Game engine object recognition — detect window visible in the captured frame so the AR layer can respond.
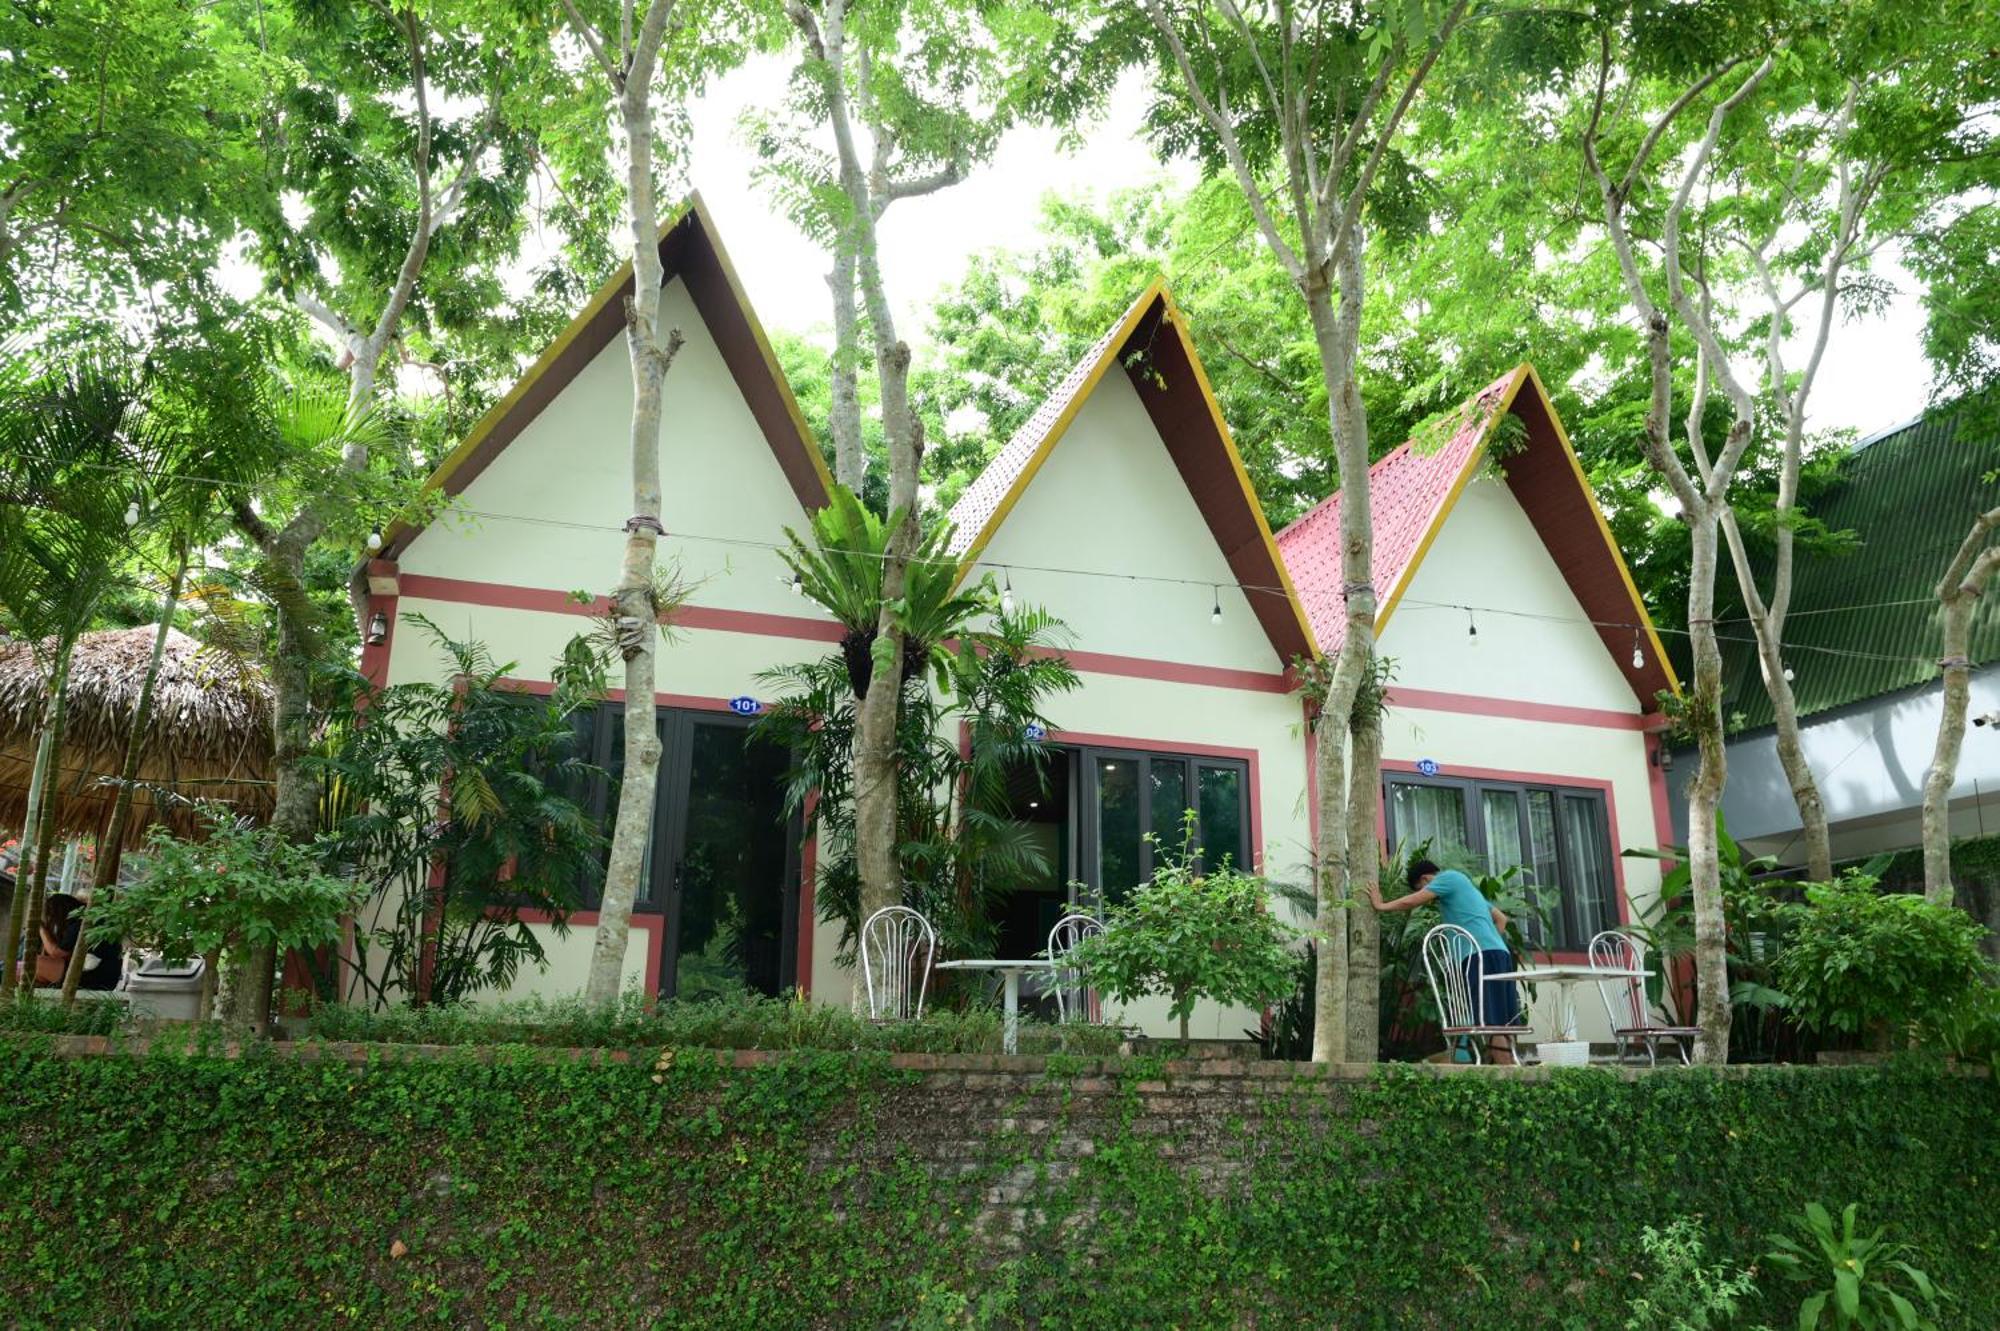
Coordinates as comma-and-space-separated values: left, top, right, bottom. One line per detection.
1077, 747, 1249, 907
1382, 773, 1618, 953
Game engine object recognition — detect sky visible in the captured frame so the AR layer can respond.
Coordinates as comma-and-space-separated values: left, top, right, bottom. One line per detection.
677, 56, 1937, 444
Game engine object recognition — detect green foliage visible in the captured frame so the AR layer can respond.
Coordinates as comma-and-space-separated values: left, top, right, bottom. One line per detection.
85, 805, 360, 963
0, 994, 125, 1037
757, 534, 1079, 961
1622, 1217, 1761, 1331
310, 620, 608, 1007
301, 990, 1125, 1057
1072, 817, 1302, 1040
1771, 875, 1992, 1047
0, 1044, 1993, 1328
1764, 1202, 1949, 1331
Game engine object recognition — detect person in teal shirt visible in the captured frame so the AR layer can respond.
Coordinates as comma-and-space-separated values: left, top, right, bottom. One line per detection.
1368, 858, 1522, 1065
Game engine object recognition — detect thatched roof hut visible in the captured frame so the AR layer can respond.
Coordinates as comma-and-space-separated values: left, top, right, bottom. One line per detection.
0, 625, 274, 847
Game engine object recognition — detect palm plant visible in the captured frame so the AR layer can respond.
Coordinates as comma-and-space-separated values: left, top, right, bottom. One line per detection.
777, 485, 992, 697
0, 348, 166, 996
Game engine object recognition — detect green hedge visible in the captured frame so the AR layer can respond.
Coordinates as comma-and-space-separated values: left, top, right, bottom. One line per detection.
0, 1038, 1993, 1329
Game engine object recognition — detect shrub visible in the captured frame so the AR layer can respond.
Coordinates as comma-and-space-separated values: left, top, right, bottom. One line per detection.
300, 989, 1128, 1056
1764, 1202, 1948, 1329
87, 805, 360, 982
1622, 1217, 1759, 1331
1772, 873, 1992, 1047
1072, 817, 1303, 1040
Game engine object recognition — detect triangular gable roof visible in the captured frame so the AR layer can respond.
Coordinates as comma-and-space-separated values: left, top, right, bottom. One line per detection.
1275, 364, 1680, 707
381, 192, 831, 560
945, 281, 1318, 666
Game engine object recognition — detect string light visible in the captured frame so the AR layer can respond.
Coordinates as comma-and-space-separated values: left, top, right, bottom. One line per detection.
365, 530, 382, 553
123, 500, 140, 528
1210, 586, 1222, 626
1001, 568, 1015, 616
1631, 628, 1645, 670
1466, 609, 1478, 644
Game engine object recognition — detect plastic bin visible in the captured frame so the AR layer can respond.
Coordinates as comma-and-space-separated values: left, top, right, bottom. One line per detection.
122, 956, 206, 1021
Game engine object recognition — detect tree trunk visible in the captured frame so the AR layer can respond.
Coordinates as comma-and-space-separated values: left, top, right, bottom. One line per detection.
197, 947, 221, 1021
1310, 712, 1349, 1065
1344, 695, 1383, 1064
1721, 515, 1832, 880
584, 77, 681, 1005
825, 233, 865, 493
1921, 507, 2000, 904
1302, 246, 1379, 1064
1683, 514, 1734, 1064
0, 660, 63, 999
15, 672, 72, 999
63, 551, 189, 1007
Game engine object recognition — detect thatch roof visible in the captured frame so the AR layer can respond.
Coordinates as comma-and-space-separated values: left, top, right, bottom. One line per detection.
0, 625, 274, 847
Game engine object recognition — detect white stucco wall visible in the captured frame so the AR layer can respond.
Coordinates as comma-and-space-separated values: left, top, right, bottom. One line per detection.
1673, 663, 2000, 864
967, 370, 1282, 674
399, 279, 812, 616
1387, 471, 1639, 711
1375, 470, 1666, 1045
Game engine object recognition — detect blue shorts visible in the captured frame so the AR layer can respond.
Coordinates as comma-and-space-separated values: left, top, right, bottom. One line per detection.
1463, 949, 1521, 1029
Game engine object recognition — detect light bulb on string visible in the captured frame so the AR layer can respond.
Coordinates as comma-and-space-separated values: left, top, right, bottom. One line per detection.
1001, 568, 1014, 616
1466, 609, 1478, 644
123, 500, 140, 528
1631, 627, 1645, 670
365, 530, 382, 553
1210, 586, 1222, 626
1783, 664, 1795, 682
791, 572, 804, 596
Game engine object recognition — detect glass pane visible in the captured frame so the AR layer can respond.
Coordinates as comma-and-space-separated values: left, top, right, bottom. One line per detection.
1389, 781, 1469, 858
1559, 794, 1614, 950
673, 721, 791, 1000
1480, 790, 1524, 874
1097, 757, 1142, 907
1149, 761, 1190, 859
1197, 765, 1245, 871
1525, 790, 1564, 948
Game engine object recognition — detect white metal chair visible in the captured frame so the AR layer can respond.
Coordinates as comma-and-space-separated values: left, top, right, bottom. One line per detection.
860, 906, 936, 1021
1045, 912, 1104, 1023
1420, 923, 1532, 1065
1589, 929, 1698, 1066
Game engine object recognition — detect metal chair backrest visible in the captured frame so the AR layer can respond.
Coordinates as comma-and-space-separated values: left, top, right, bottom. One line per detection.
1046, 912, 1104, 1023
1589, 929, 1649, 1031
860, 906, 936, 1021
1421, 924, 1491, 1029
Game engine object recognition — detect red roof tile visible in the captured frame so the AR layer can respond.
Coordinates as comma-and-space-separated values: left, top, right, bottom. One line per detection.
1276, 369, 1520, 652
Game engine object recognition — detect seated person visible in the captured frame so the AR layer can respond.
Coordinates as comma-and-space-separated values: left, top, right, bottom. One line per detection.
34, 892, 123, 991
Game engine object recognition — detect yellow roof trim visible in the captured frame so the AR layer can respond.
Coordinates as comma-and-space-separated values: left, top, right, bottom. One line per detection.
688, 193, 835, 498
949, 278, 1167, 583
1373, 367, 1534, 637
1157, 288, 1321, 659
381, 190, 832, 555
1522, 363, 1682, 696
1372, 363, 1682, 700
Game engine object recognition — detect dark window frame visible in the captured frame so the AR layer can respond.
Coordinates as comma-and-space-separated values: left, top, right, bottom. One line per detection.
1381, 773, 1618, 953
1073, 745, 1251, 911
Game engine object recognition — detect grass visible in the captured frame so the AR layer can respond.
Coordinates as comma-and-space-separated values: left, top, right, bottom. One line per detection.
0, 992, 128, 1036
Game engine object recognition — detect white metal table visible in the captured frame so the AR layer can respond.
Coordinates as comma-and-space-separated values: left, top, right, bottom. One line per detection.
1484, 964, 1648, 1064
934, 958, 1053, 1055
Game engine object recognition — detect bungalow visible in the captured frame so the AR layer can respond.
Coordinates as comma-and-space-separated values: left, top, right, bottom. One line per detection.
355, 197, 1678, 1045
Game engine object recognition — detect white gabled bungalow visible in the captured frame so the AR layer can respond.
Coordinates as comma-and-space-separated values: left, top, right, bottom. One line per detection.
355, 196, 1680, 1046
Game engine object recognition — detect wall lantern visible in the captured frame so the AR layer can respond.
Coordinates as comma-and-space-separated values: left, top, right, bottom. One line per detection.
366, 611, 389, 646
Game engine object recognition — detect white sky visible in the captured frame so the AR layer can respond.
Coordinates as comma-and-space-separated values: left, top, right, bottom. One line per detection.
244, 55, 1935, 444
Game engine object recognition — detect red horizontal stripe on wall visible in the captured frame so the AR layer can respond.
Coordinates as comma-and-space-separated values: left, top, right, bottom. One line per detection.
1053, 648, 1293, 694
1385, 686, 1647, 731
396, 573, 843, 643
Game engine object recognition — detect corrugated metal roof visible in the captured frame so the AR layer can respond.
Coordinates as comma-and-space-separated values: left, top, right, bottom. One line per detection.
1717, 406, 2000, 729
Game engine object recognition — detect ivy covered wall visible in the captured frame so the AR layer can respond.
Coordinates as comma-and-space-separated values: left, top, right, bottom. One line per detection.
0, 1038, 1993, 1329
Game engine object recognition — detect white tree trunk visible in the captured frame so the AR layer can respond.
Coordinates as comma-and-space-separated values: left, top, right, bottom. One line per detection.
1310, 713, 1349, 1064
585, 63, 683, 1003
1921, 507, 2000, 904
1682, 515, 1734, 1064
1343, 699, 1382, 1063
